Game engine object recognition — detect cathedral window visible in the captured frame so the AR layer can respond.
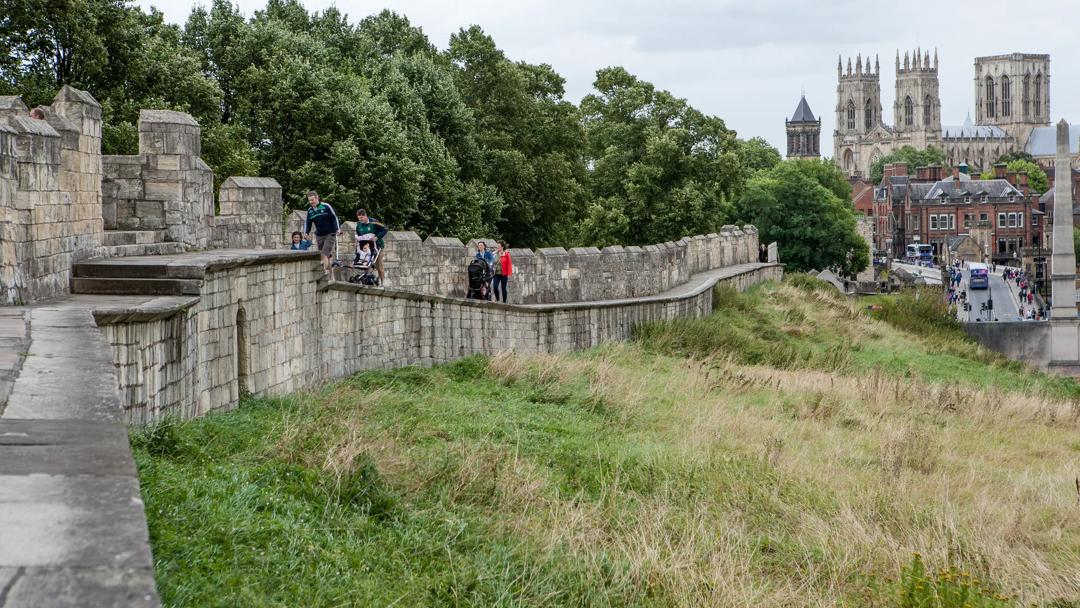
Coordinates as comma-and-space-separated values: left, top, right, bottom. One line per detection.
1022, 74, 1031, 117
923, 95, 932, 127
846, 100, 856, 130
1034, 74, 1042, 117
1001, 76, 1011, 117
864, 99, 872, 129
985, 77, 996, 118
904, 96, 913, 126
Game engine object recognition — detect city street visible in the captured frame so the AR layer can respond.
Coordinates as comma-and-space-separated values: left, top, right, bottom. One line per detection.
953, 267, 1024, 322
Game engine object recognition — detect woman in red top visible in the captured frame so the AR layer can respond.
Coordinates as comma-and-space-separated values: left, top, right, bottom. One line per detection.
492, 240, 513, 303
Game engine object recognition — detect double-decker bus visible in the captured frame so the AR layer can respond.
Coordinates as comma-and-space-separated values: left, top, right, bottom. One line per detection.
968, 262, 989, 289
905, 243, 933, 265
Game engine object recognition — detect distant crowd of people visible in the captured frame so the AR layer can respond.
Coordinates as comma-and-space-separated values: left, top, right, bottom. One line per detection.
288, 190, 512, 301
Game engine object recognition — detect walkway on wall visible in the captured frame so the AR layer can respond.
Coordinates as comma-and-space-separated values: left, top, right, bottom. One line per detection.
0, 297, 167, 607
0, 249, 780, 607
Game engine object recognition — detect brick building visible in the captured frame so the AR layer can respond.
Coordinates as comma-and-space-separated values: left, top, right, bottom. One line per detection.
872, 163, 1040, 265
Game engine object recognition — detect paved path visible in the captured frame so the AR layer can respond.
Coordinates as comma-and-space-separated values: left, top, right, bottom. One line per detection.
0, 298, 164, 607
954, 268, 1025, 323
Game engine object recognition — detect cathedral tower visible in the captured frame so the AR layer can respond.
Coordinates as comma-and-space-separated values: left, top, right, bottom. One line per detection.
893, 48, 941, 146
834, 53, 882, 176
974, 53, 1050, 145
786, 95, 820, 158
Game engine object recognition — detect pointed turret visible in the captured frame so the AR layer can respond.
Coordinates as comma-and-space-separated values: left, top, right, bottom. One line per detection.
875, 54, 880, 75
838, 55, 843, 78
904, 51, 910, 71
847, 57, 852, 75
933, 48, 939, 70
895, 50, 900, 72
856, 53, 862, 75
924, 50, 930, 70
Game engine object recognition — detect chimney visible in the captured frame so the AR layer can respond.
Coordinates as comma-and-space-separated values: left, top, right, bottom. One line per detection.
1018, 171, 1029, 194
916, 165, 929, 181
953, 166, 961, 187
994, 162, 1007, 179
929, 165, 942, 181
1006, 171, 1017, 186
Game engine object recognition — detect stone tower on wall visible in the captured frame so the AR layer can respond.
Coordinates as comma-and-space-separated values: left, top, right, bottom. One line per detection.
974, 53, 1051, 146
786, 96, 820, 158
893, 48, 942, 147
834, 53, 883, 177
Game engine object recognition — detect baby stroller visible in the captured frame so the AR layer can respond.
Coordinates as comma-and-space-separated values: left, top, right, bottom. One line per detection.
345, 236, 380, 286
466, 258, 492, 300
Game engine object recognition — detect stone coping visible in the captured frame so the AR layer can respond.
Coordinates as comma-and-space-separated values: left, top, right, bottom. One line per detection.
81, 249, 320, 279
84, 261, 780, 325
325, 263, 780, 311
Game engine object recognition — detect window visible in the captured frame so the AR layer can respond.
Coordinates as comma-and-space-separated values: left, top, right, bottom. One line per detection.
1018, 212, 1024, 228
847, 100, 856, 130
923, 95, 933, 126
980, 212, 988, 222
1001, 75, 1011, 117
964, 213, 972, 228
864, 98, 872, 129
1034, 75, 1042, 117
904, 96, 914, 126
1032, 214, 1038, 226
998, 212, 1007, 227
947, 214, 955, 230
998, 238, 1007, 254
930, 215, 938, 230
1023, 74, 1031, 117
1008, 212, 1017, 228
912, 215, 919, 231
986, 76, 996, 118
982, 195, 989, 203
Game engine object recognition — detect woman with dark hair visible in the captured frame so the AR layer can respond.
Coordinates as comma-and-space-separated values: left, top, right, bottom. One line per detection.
492, 240, 512, 303
290, 231, 311, 250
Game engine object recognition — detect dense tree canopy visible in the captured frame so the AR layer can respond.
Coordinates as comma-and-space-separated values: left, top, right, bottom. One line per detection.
737, 159, 868, 276
869, 146, 948, 185
1, 0, 797, 251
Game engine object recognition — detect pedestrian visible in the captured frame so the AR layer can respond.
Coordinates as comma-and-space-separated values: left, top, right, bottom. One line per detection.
355, 209, 389, 284
289, 231, 311, 251
474, 241, 495, 295
303, 191, 341, 276
492, 240, 512, 303
1028, 291, 1034, 305
29, 107, 45, 120
758, 244, 768, 263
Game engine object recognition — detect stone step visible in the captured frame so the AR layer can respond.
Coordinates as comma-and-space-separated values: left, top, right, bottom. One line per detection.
73, 261, 173, 279
71, 277, 203, 296
102, 230, 168, 246
102, 242, 187, 257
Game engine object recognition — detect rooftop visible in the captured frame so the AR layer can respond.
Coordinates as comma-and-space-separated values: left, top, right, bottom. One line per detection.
789, 96, 817, 123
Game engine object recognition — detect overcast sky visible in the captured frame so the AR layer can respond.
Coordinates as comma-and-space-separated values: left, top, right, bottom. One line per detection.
137, 0, 1080, 158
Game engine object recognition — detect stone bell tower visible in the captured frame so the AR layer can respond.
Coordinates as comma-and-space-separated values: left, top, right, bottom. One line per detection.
786, 95, 820, 158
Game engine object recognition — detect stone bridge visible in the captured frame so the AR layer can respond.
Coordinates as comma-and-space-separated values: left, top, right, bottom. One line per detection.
0, 88, 781, 606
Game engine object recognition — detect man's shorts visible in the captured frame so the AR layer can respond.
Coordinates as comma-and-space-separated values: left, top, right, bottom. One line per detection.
374, 250, 385, 276
316, 234, 337, 258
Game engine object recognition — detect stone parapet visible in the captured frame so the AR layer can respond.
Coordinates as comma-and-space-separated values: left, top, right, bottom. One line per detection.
211, 176, 283, 249
88, 251, 781, 423
0, 86, 103, 304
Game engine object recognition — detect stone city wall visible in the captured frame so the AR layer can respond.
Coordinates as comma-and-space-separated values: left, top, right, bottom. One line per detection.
102, 110, 215, 248
285, 210, 759, 304
0, 86, 104, 304
212, 176, 283, 249
95, 254, 780, 423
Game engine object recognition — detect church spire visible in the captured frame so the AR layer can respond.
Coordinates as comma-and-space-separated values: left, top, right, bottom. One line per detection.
895, 49, 900, 72
875, 54, 880, 75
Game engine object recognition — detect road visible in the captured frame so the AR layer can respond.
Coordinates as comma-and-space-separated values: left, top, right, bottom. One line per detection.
891, 261, 943, 286
954, 267, 1023, 322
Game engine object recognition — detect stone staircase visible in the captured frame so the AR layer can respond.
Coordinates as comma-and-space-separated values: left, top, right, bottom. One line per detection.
102, 230, 187, 257
72, 256, 202, 296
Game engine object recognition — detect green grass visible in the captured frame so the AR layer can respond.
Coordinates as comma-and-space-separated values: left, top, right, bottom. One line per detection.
134, 276, 1080, 607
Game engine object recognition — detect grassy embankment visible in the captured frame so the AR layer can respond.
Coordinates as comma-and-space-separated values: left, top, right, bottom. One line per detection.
133, 276, 1080, 607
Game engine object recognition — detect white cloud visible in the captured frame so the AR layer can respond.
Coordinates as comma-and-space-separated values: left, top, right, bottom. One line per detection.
139, 0, 1080, 158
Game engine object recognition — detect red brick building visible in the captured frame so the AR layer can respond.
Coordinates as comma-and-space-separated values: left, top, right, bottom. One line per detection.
872, 162, 1040, 264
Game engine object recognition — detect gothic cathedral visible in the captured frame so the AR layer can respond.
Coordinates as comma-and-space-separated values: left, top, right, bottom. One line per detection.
829, 50, 1051, 179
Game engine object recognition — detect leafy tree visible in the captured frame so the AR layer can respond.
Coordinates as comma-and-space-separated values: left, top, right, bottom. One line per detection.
579, 66, 741, 247
996, 151, 1034, 164
869, 145, 948, 184
978, 159, 1049, 193
739, 136, 781, 176
738, 160, 868, 276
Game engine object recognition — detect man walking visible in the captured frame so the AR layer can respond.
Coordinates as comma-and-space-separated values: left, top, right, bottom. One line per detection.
355, 209, 389, 284
303, 191, 340, 276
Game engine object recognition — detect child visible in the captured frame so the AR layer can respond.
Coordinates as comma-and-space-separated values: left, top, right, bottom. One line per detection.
354, 235, 378, 268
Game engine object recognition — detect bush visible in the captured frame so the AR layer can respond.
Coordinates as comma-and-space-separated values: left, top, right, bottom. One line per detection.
869, 289, 963, 340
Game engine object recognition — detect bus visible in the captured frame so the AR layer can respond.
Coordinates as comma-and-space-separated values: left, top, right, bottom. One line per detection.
905, 243, 933, 265
969, 262, 989, 289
